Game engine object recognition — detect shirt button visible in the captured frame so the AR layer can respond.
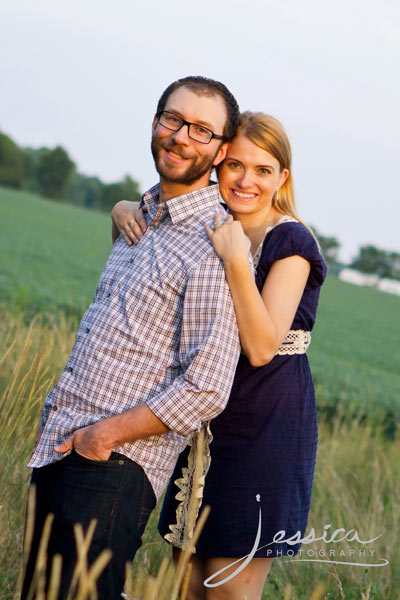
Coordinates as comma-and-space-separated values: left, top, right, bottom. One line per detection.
85, 327, 90, 333
52, 405, 58, 411
67, 366, 73, 373
129, 258, 134, 263
107, 293, 111, 297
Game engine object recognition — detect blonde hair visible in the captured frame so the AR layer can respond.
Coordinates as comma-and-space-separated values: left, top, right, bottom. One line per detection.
237, 111, 316, 237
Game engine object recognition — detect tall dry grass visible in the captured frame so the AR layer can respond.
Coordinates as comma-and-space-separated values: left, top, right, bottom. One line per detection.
0, 309, 78, 598
262, 415, 399, 598
0, 308, 398, 599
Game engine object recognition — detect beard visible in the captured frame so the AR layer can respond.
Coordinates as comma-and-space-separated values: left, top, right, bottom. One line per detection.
151, 135, 221, 186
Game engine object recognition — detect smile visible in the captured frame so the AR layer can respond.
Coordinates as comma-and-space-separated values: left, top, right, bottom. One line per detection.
165, 149, 188, 164
231, 189, 257, 199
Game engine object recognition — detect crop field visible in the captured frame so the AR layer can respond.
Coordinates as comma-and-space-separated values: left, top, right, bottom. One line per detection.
309, 276, 400, 435
0, 186, 112, 318
0, 186, 399, 598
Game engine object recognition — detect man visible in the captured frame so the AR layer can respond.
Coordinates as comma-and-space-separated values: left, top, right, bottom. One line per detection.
22, 76, 241, 599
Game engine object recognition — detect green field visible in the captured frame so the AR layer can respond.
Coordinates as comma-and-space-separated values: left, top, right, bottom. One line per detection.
1, 184, 399, 429
0, 186, 112, 317
309, 277, 400, 435
1, 186, 399, 599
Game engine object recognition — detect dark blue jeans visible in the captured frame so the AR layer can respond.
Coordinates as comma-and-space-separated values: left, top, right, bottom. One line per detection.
21, 450, 156, 599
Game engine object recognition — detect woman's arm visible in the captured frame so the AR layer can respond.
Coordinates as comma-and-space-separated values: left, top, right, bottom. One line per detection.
206, 215, 310, 367
111, 200, 148, 245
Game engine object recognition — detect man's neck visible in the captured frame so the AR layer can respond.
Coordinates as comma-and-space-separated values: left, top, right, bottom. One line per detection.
158, 172, 213, 202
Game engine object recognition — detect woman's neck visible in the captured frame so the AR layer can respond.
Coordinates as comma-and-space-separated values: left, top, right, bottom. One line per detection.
232, 208, 284, 255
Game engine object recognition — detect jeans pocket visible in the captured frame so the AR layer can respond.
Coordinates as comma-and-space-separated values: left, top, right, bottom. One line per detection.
70, 448, 113, 465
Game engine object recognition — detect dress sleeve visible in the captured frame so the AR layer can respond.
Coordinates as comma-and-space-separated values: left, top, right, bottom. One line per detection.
256, 222, 327, 290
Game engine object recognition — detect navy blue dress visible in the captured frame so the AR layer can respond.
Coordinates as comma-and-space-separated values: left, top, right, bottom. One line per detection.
159, 221, 327, 558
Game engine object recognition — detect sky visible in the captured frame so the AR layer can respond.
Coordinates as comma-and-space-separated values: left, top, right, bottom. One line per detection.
1, 0, 399, 262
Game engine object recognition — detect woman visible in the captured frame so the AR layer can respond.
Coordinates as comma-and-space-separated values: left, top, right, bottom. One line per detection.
112, 112, 327, 599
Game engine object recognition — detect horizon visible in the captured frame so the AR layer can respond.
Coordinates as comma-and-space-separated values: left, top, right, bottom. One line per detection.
1, 0, 399, 262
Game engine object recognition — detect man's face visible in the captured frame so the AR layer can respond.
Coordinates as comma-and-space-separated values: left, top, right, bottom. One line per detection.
151, 86, 228, 186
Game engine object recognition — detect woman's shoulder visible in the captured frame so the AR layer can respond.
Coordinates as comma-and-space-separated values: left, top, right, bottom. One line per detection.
259, 217, 327, 287
265, 217, 317, 250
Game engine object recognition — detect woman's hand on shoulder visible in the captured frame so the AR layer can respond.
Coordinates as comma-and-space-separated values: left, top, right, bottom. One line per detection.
111, 200, 148, 246
205, 214, 251, 263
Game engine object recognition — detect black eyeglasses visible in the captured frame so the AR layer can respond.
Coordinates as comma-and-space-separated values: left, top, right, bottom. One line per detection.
157, 111, 225, 144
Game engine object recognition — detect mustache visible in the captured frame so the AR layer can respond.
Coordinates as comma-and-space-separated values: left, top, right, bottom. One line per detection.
161, 142, 193, 160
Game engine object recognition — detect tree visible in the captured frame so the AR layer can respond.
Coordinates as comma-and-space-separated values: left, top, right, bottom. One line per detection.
65, 171, 104, 208
20, 146, 50, 193
0, 130, 143, 213
99, 175, 141, 213
387, 251, 400, 281
311, 226, 341, 267
0, 132, 25, 187
36, 146, 75, 199
351, 245, 400, 280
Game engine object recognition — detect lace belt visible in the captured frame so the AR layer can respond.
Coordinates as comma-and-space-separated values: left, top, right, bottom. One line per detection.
276, 329, 311, 355
240, 329, 311, 358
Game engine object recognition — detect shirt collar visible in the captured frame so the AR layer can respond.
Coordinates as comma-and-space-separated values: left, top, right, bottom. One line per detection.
142, 182, 221, 224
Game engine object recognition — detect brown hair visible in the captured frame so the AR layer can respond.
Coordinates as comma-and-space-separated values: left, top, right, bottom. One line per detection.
156, 76, 240, 140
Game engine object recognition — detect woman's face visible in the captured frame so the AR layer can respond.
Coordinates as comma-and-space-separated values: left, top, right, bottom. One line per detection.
218, 133, 288, 218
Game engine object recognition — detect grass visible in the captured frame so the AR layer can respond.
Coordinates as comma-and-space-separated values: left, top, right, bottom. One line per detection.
0, 185, 399, 597
0, 186, 111, 318
0, 308, 398, 598
1, 184, 399, 429
309, 277, 400, 436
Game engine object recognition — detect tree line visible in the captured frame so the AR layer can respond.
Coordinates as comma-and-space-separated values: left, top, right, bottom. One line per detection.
1, 129, 399, 280
0, 130, 141, 212
311, 229, 400, 281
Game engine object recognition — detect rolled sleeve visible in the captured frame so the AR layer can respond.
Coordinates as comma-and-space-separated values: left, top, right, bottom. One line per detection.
146, 254, 240, 435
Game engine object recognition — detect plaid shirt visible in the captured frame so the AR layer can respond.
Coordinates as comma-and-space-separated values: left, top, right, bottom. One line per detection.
29, 183, 240, 499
